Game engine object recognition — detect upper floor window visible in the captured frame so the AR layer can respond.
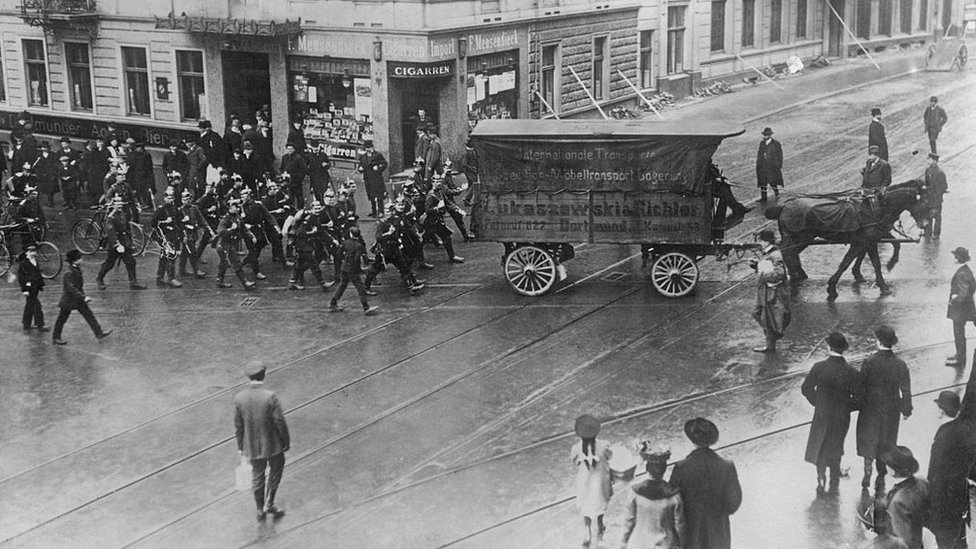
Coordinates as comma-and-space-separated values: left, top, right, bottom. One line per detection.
176, 50, 205, 121
668, 6, 686, 74
592, 36, 608, 100
796, 0, 808, 38
742, 0, 756, 47
23, 39, 48, 107
770, 0, 783, 42
541, 44, 560, 115
122, 46, 151, 116
65, 42, 93, 111
640, 30, 654, 88
711, 1, 727, 52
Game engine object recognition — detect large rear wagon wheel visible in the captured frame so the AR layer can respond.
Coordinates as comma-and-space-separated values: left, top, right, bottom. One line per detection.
504, 245, 557, 296
650, 251, 699, 297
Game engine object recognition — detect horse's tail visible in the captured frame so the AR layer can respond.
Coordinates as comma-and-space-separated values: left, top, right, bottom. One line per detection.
764, 204, 784, 220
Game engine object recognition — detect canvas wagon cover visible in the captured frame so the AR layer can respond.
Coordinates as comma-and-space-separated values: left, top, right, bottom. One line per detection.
470, 119, 744, 244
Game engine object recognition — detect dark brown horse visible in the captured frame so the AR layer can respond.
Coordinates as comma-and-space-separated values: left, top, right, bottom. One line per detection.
764, 180, 930, 300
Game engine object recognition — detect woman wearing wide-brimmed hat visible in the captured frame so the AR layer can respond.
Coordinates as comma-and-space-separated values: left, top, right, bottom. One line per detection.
571, 414, 613, 546
881, 446, 930, 549
620, 444, 685, 549
855, 325, 912, 492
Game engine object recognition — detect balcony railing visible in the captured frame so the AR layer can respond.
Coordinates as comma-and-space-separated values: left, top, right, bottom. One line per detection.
21, 0, 97, 16
20, 0, 99, 36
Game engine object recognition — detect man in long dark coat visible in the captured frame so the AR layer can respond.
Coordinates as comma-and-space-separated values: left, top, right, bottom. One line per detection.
755, 127, 783, 202
802, 332, 862, 493
750, 229, 790, 353
869, 107, 889, 161
947, 247, 976, 367
923, 96, 948, 154
927, 390, 976, 549
669, 417, 742, 549
862, 145, 892, 190
923, 153, 948, 238
357, 139, 388, 218
18, 244, 48, 332
856, 326, 912, 492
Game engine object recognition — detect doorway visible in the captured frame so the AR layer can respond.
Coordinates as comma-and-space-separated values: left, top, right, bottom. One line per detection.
398, 80, 440, 165
222, 51, 271, 123
827, 0, 845, 57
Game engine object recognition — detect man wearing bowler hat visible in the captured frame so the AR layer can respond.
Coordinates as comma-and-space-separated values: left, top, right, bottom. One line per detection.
17, 244, 48, 332
882, 446, 930, 549
923, 96, 948, 154
922, 153, 948, 238
928, 390, 976, 549
802, 332, 862, 493
357, 139, 389, 218
869, 107, 889, 161
755, 127, 783, 202
234, 364, 290, 521
53, 249, 112, 345
669, 417, 742, 549
946, 247, 976, 366
862, 145, 892, 190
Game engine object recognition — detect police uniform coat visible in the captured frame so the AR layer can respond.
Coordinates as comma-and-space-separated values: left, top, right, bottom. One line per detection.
927, 417, 976, 535
855, 350, 912, 459
234, 382, 290, 460
669, 447, 742, 549
869, 120, 889, 161
861, 158, 892, 189
755, 138, 784, 188
948, 264, 976, 322
802, 355, 862, 467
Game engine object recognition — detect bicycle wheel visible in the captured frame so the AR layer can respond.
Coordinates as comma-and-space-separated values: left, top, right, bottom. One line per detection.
71, 218, 102, 255
130, 222, 148, 255
36, 241, 63, 279
0, 243, 10, 277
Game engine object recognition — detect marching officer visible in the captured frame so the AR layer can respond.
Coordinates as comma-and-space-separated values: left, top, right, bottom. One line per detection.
289, 201, 333, 291
151, 188, 184, 287
240, 187, 277, 281
328, 225, 378, 315
861, 145, 892, 190
214, 198, 256, 290
196, 180, 222, 234
364, 200, 425, 295
922, 153, 947, 239
261, 180, 292, 265
422, 176, 464, 264
95, 195, 147, 291
14, 185, 46, 249
179, 188, 212, 279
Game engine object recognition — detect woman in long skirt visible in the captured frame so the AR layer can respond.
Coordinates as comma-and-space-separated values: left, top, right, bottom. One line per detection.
571, 414, 613, 546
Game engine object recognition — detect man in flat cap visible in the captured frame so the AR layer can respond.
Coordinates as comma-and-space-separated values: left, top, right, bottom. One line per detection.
234, 364, 290, 521
928, 390, 976, 549
923, 96, 948, 154
862, 145, 892, 190
802, 332, 862, 493
869, 107, 889, 161
946, 247, 976, 366
755, 127, 783, 202
669, 417, 742, 549
922, 153, 948, 238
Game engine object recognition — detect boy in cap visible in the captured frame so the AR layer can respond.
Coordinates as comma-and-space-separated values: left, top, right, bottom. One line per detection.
802, 332, 862, 493
234, 364, 290, 521
621, 444, 685, 549
18, 244, 48, 332
882, 446, 930, 549
669, 418, 742, 549
923, 96, 948, 154
869, 107, 889, 161
928, 390, 976, 549
53, 249, 112, 345
922, 152, 947, 238
946, 247, 976, 366
58, 153, 80, 210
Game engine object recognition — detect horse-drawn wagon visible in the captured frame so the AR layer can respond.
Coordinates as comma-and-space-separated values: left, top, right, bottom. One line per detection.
469, 119, 758, 297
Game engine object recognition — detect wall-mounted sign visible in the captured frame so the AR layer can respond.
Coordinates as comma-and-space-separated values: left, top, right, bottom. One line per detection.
388, 61, 454, 78
0, 110, 197, 148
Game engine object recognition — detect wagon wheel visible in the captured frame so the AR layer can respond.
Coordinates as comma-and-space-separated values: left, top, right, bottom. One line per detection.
650, 252, 699, 297
504, 245, 557, 296
957, 45, 968, 69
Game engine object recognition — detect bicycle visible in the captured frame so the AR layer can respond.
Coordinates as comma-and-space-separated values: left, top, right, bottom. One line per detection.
71, 205, 147, 256
0, 221, 63, 279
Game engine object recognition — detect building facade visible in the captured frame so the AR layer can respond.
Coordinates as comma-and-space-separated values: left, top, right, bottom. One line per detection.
0, 0, 962, 172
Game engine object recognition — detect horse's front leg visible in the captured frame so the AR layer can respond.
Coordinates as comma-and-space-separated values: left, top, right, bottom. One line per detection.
886, 241, 900, 271
867, 245, 892, 295
827, 245, 861, 301
851, 250, 867, 283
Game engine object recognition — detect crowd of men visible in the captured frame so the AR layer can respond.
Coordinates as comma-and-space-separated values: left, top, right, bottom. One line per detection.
2, 110, 481, 322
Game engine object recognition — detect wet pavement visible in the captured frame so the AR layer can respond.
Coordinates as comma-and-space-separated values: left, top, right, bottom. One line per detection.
1, 47, 975, 548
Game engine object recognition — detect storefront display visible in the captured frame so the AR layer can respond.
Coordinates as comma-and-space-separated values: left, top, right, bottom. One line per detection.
466, 51, 519, 129
287, 57, 371, 161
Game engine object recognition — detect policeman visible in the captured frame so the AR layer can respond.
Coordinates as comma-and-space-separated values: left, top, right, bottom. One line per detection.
179, 188, 213, 279
289, 201, 334, 291
195, 180, 222, 234
151, 188, 184, 287
95, 195, 147, 290
214, 198, 256, 290
261, 180, 292, 265
14, 185, 45, 249
422, 176, 464, 264
240, 187, 277, 280
328, 226, 378, 315
364, 199, 425, 295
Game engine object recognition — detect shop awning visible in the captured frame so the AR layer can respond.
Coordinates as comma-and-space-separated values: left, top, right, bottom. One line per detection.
154, 12, 301, 37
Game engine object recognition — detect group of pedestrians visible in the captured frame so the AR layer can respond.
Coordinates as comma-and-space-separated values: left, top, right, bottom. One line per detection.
571, 415, 742, 549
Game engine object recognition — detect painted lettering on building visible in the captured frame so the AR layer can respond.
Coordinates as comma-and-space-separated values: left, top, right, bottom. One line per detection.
388, 62, 454, 78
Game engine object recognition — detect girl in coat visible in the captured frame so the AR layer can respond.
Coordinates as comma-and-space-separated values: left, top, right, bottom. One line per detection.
571, 415, 613, 546
621, 444, 685, 549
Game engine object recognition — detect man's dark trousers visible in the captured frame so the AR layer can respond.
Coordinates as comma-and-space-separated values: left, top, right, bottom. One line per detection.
251, 453, 285, 510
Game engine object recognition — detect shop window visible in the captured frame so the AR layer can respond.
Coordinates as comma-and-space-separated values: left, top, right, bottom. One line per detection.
796, 0, 808, 38
121, 46, 151, 116
742, 0, 756, 47
541, 44, 560, 114
468, 52, 519, 125
289, 61, 372, 161
65, 42, 93, 111
592, 36, 607, 100
900, 0, 913, 32
770, 0, 783, 42
667, 6, 686, 74
711, 1, 726, 52
856, 0, 871, 38
22, 39, 48, 107
177, 50, 205, 121
639, 31, 654, 88
879, 0, 893, 34
919, 0, 927, 29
